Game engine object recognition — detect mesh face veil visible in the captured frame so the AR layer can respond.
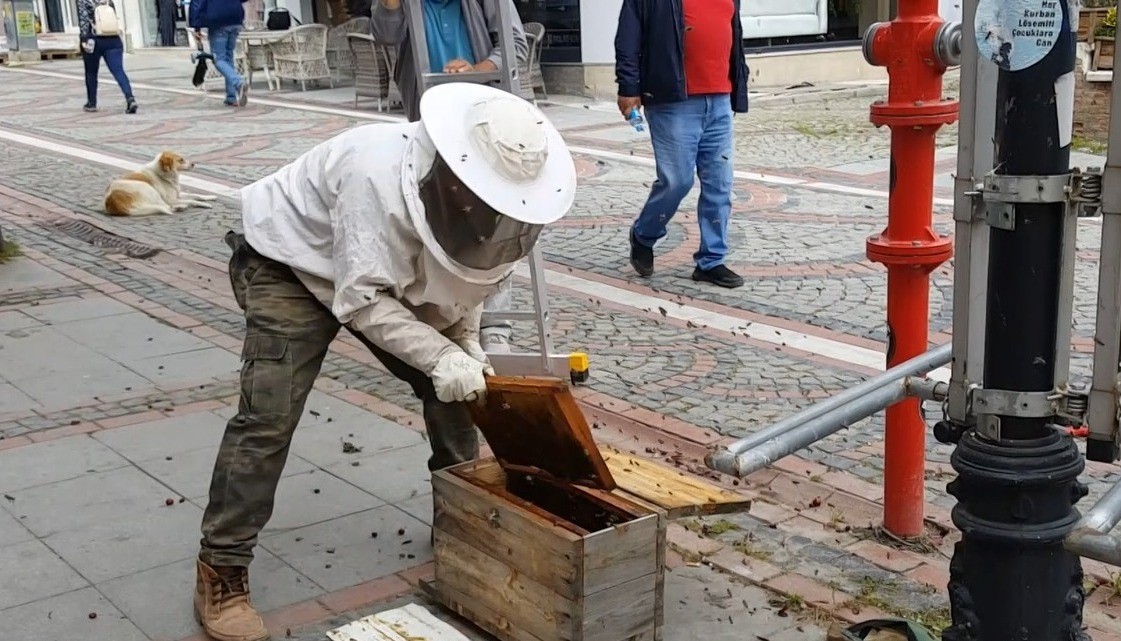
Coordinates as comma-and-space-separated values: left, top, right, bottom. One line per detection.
417, 152, 544, 271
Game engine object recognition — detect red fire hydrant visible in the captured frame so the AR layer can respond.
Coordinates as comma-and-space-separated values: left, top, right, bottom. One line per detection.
862, 3, 960, 538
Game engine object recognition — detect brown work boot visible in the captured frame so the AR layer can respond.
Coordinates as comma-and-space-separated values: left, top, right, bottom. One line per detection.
194, 559, 269, 641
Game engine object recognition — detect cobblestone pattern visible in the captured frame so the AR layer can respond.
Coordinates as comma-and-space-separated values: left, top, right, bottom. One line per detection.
0, 134, 937, 347
8, 65, 1121, 638
2, 70, 1117, 506
566, 89, 962, 173
0, 74, 366, 186
1, 282, 92, 306
0, 210, 429, 429
0, 161, 867, 442
4, 71, 1105, 355
697, 511, 948, 616
5, 149, 1117, 514
795, 413, 1121, 515
0, 122, 904, 344
0, 379, 242, 440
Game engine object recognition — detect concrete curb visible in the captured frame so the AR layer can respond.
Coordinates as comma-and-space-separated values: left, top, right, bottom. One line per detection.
751, 84, 889, 106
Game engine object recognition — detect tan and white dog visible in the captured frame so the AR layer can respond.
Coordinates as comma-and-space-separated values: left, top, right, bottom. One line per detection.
104, 151, 217, 217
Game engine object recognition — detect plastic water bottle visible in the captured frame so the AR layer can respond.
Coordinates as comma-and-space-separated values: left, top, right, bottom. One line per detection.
628, 107, 645, 133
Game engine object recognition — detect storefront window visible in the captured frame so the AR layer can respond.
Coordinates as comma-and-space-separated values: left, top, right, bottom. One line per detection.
514, 0, 580, 63
43, 0, 62, 31
741, 0, 863, 51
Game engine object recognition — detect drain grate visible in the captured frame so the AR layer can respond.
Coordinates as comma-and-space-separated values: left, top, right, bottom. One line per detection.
46, 219, 161, 259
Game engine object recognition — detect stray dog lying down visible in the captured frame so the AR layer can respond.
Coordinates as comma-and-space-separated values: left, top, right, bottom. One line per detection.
104, 151, 217, 216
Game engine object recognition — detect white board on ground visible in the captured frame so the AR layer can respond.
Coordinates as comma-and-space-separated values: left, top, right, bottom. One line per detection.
976, 0, 1063, 71
326, 603, 472, 641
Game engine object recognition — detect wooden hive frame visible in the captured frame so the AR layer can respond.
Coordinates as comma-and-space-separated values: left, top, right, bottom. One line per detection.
425, 377, 751, 641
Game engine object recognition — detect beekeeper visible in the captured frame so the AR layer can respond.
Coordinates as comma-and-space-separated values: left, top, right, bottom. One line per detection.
192, 82, 576, 641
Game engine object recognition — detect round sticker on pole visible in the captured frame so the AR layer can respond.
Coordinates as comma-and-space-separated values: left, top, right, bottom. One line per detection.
975, 0, 1063, 71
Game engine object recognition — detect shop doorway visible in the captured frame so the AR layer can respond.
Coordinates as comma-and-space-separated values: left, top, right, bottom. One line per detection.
514, 0, 580, 63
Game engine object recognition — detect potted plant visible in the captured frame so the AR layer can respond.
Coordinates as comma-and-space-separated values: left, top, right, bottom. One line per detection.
1095, 7, 1117, 69
1083, 0, 1117, 42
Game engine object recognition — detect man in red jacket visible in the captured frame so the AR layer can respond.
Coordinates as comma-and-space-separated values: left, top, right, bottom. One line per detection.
616, 0, 750, 289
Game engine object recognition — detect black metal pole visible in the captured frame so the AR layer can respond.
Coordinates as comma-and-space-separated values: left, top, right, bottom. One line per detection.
943, 2, 1090, 640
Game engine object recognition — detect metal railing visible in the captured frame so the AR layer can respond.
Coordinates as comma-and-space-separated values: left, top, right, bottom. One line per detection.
706, 344, 951, 478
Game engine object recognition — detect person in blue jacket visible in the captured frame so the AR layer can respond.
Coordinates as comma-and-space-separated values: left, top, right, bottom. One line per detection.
615, 0, 750, 289
190, 0, 249, 106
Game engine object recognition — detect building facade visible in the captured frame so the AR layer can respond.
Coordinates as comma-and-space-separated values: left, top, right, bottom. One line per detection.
515, 0, 963, 98
10, 0, 963, 95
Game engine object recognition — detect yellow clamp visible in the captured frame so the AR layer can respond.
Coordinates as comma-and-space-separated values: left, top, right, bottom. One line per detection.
569, 352, 590, 384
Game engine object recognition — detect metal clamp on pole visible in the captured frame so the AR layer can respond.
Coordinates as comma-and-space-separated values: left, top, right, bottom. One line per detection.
944, 384, 1091, 443
979, 173, 1067, 230
970, 388, 1055, 417
1051, 383, 1090, 427
969, 387, 1091, 441
1070, 167, 1104, 217
969, 391, 1046, 442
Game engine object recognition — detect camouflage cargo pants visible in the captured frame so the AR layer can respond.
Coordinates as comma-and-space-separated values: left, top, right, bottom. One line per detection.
199, 232, 478, 568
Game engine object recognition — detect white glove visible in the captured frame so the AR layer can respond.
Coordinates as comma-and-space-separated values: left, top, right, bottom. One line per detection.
431, 351, 494, 403
82, 39, 95, 54
456, 338, 491, 367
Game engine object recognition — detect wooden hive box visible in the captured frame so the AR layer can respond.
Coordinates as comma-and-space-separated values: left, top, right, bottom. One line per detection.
427, 377, 751, 641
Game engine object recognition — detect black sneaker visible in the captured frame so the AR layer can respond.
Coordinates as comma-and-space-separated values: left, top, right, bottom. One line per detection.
692, 264, 744, 289
125, 98, 138, 114
83, 103, 98, 112
629, 230, 654, 277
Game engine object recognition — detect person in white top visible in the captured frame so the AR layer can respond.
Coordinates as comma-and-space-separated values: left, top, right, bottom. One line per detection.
192, 82, 576, 641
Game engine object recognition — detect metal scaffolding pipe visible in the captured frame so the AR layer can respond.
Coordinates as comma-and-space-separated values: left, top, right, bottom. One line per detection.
706, 343, 951, 474
1082, 480, 1121, 534
1064, 471, 1121, 567
1064, 529, 1121, 567
709, 378, 910, 478
907, 377, 950, 403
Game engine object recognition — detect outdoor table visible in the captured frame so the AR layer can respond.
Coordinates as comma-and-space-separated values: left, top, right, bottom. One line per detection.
241, 29, 290, 92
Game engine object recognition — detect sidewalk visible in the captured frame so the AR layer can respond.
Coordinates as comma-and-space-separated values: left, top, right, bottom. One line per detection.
0, 203, 829, 641
1, 54, 1119, 641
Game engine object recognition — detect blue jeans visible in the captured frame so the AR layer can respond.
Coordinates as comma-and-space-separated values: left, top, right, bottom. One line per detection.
209, 24, 244, 103
83, 36, 133, 106
632, 94, 734, 271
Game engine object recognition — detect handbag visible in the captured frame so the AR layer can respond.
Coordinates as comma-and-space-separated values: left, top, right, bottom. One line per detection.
266, 8, 291, 30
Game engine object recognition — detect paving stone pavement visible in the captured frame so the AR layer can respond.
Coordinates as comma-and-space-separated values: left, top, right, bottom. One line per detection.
274, 565, 825, 641
1, 55, 1120, 641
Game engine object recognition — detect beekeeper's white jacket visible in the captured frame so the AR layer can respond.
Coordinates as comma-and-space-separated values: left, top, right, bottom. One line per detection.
240, 122, 513, 375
